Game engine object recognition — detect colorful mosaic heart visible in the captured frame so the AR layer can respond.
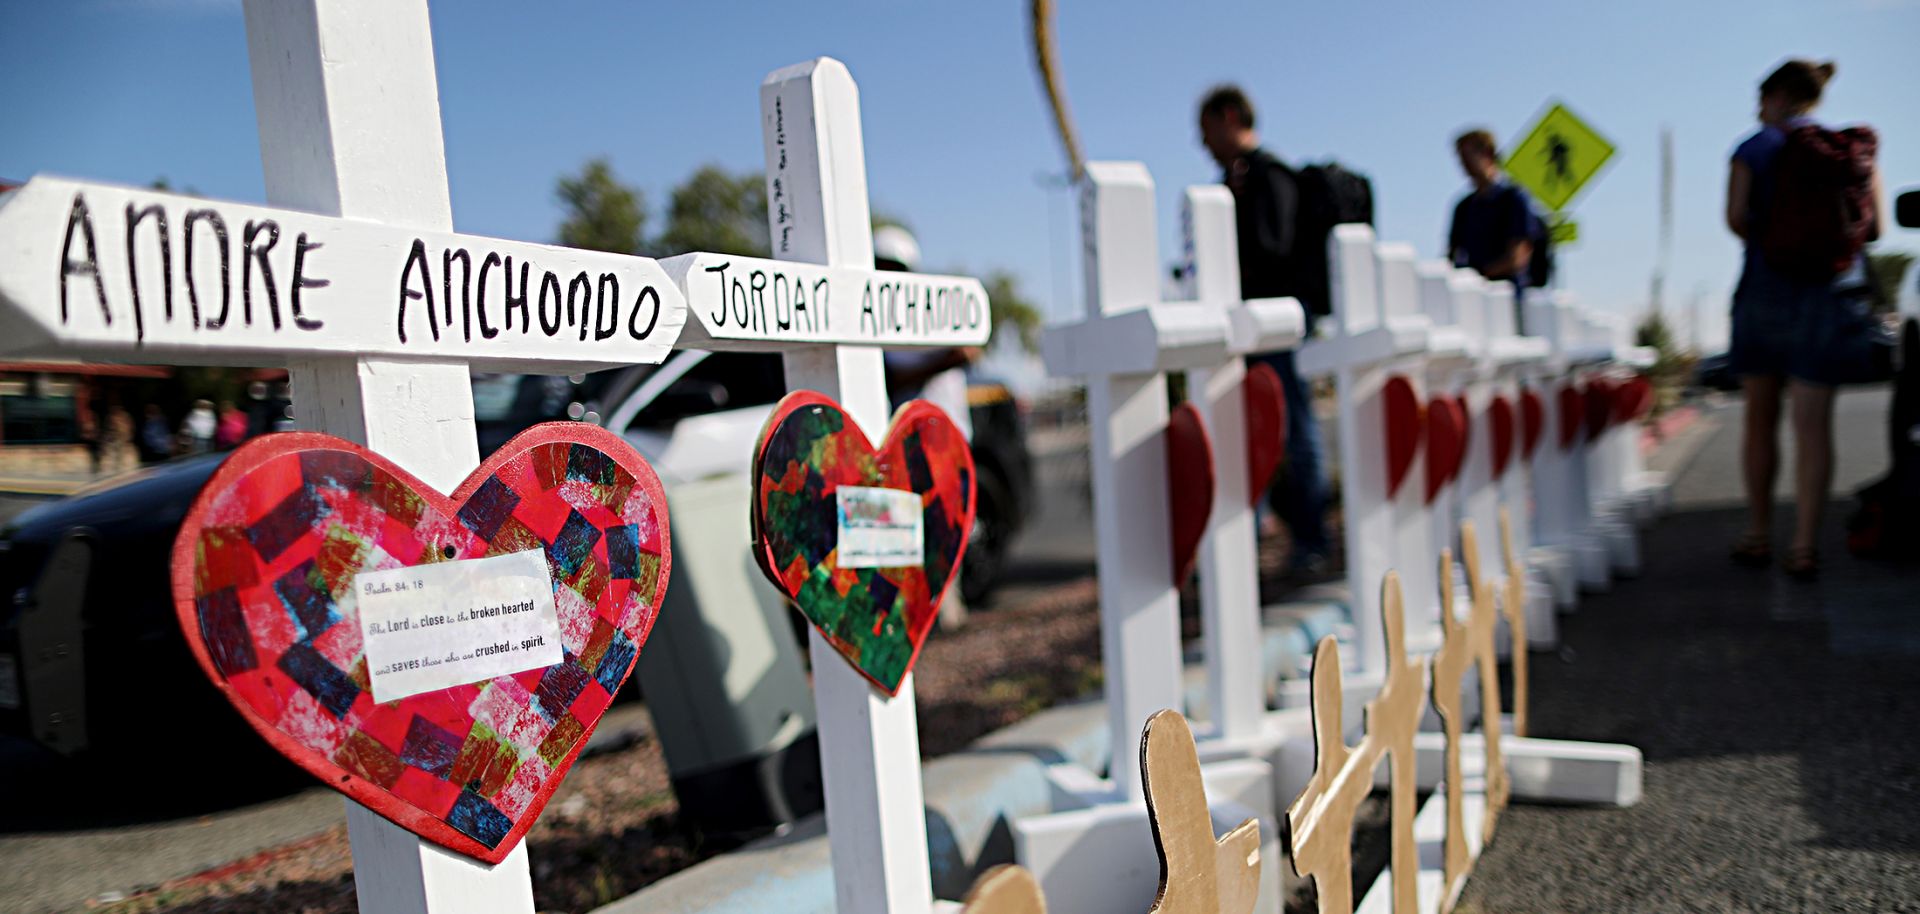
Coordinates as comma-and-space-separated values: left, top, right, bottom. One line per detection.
1166, 401, 1217, 587
1243, 362, 1287, 508
751, 391, 975, 696
171, 424, 670, 863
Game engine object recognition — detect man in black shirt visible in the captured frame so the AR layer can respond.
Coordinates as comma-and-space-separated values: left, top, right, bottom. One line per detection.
1199, 85, 1331, 576
1447, 128, 1540, 288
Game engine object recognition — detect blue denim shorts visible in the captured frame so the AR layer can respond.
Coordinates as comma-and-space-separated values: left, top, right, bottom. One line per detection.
1728, 256, 1870, 386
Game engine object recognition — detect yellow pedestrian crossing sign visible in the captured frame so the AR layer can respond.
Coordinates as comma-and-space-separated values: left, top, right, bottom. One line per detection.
1504, 101, 1615, 213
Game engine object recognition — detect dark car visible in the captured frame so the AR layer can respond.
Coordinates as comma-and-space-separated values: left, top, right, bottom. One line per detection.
0, 364, 1033, 756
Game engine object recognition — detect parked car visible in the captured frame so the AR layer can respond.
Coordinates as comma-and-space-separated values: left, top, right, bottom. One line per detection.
0, 357, 1032, 755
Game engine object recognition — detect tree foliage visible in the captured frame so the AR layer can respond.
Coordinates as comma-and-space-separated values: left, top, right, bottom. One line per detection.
555, 158, 646, 255
983, 272, 1043, 351
654, 166, 769, 257
1868, 249, 1916, 314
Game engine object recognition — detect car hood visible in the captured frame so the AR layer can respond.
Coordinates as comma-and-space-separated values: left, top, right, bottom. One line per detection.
2, 454, 227, 545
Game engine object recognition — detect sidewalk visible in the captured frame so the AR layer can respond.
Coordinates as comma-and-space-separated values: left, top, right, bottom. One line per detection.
1461, 387, 1920, 912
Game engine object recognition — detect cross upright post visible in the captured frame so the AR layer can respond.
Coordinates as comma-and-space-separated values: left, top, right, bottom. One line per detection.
1021, 162, 1282, 914
1181, 186, 1303, 744
756, 58, 932, 914
244, 2, 515, 910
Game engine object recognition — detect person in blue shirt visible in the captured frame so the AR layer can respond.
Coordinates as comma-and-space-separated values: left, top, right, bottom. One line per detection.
1448, 128, 1541, 297
1723, 58, 1882, 579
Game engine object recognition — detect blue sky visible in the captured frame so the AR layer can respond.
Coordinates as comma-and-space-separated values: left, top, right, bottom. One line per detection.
4, 0, 1917, 352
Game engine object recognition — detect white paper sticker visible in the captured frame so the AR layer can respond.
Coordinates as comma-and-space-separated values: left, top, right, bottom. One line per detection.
835, 486, 925, 568
356, 549, 563, 704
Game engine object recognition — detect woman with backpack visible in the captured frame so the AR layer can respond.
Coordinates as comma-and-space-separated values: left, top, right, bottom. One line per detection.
1724, 58, 1884, 579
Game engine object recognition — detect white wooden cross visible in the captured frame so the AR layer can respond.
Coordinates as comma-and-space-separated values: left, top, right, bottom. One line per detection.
1293, 226, 1438, 688
1021, 161, 1282, 914
1520, 293, 1625, 592
655, 57, 991, 914
1179, 186, 1304, 746
0, 2, 695, 912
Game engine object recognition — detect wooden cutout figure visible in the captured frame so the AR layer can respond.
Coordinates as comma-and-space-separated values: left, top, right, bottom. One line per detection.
1429, 527, 1510, 908
1497, 508, 1529, 738
1286, 574, 1426, 914
958, 865, 1048, 914
1140, 709, 1263, 914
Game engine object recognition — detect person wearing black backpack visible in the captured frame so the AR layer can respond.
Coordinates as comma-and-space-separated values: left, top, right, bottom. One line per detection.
1724, 58, 1886, 579
1198, 84, 1335, 577
1447, 128, 1549, 324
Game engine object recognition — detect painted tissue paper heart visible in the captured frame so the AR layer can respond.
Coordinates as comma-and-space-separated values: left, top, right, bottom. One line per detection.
751, 391, 975, 696
172, 423, 670, 863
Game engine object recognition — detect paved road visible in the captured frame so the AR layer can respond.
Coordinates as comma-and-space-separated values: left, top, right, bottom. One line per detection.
1462, 387, 1920, 912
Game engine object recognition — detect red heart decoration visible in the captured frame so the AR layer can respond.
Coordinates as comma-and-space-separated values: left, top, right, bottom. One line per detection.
1584, 378, 1615, 442
1615, 376, 1655, 423
1383, 375, 1423, 498
1166, 401, 1218, 586
1424, 395, 1468, 503
172, 424, 670, 863
1489, 395, 1516, 479
1455, 394, 1473, 469
1520, 388, 1545, 460
1243, 362, 1287, 507
1557, 385, 1583, 450
751, 391, 975, 696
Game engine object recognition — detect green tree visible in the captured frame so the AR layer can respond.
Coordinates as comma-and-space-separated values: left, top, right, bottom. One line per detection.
556, 158, 646, 255
1868, 249, 1916, 314
982, 271, 1043, 352
654, 166, 768, 257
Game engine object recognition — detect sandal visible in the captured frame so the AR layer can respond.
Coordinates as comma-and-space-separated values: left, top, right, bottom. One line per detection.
1784, 546, 1820, 581
1729, 532, 1772, 568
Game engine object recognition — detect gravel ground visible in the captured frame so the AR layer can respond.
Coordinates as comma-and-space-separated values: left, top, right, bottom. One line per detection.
1459, 389, 1920, 913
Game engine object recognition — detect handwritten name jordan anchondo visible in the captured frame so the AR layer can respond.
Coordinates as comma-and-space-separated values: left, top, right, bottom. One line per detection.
55, 191, 664, 347
362, 597, 541, 636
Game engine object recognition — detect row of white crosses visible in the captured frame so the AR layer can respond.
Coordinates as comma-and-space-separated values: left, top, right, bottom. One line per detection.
0, 3, 994, 912
1018, 161, 1298, 914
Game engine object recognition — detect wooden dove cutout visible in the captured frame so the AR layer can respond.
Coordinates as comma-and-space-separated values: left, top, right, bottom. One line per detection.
1497, 508, 1529, 738
1141, 709, 1263, 914
958, 865, 1048, 914
1287, 574, 1427, 914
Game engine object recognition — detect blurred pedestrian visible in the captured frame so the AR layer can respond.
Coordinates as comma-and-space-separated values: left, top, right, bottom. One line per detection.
216, 399, 248, 450
182, 399, 217, 455
140, 405, 173, 463
102, 405, 135, 473
1724, 58, 1884, 579
1447, 128, 1545, 301
1198, 84, 1333, 577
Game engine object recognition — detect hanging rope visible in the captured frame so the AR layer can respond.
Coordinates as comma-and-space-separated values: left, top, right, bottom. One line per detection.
1029, 0, 1085, 181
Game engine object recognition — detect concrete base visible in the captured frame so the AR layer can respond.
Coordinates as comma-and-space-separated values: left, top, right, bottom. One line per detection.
1594, 512, 1641, 577
1355, 766, 1488, 914
1573, 535, 1612, 593
1528, 546, 1577, 612
1014, 758, 1284, 914
1404, 731, 1643, 806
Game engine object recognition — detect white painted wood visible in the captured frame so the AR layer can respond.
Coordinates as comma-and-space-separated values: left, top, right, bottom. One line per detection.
241, 2, 534, 911
1081, 163, 1182, 803
659, 251, 988, 349
758, 58, 934, 914
1183, 185, 1268, 743
1298, 225, 1432, 677
0, 176, 686, 371
1014, 761, 1284, 914
1404, 732, 1643, 806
